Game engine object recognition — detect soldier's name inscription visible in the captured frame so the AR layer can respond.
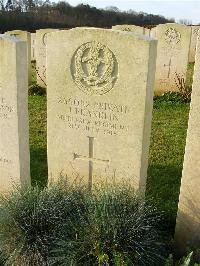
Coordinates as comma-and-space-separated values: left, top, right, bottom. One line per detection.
57, 96, 130, 136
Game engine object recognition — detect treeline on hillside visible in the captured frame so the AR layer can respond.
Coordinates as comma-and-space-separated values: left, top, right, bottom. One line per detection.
0, 1, 174, 32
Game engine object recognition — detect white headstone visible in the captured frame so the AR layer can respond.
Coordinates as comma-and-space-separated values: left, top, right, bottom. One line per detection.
31, 33, 36, 61
175, 37, 200, 256
112, 24, 150, 36
0, 35, 30, 193
47, 28, 157, 192
35, 29, 58, 87
189, 25, 200, 63
5, 30, 32, 85
151, 23, 191, 95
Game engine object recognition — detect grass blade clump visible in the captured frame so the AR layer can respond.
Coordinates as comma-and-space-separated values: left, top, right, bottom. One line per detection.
0, 182, 166, 265
50, 185, 166, 266
0, 182, 88, 266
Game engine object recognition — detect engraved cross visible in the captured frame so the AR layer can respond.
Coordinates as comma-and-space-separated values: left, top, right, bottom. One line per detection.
73, 136, 109, 190
164, 58, 172, 78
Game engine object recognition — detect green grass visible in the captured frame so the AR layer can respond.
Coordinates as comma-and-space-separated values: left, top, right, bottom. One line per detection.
186, 63, 194, 90
29, 96, 47, 187
147, 100, 189, 227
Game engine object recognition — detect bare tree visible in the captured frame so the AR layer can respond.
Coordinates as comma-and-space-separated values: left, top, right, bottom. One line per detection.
179, 18, 192, 25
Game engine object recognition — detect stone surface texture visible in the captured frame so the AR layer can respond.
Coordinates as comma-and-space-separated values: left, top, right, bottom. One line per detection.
151, 23, 191, 95
47, 28, 157, 192
31, 33, 36, 61
189, 25, 200, 63
35, 29, 58, 87
5, 30, 32, 85
175, 37, 200, 256
0, 35, 30, 193
112, 24, 150, 36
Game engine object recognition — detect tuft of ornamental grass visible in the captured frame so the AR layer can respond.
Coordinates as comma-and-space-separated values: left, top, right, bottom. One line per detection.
49, 185, 167, 266
0, 182, 167, 266
0, 181, 88, 266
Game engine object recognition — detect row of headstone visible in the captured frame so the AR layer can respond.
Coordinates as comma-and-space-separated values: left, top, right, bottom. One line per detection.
1, 26, 200, 255
113, 24, 199, 64
5, 29, 58, 88
6, 24, 197, 94
113, 23, 192, 95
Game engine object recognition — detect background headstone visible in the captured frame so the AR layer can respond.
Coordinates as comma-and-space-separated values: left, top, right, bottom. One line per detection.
151, 23, 191, 95
5, 30, 32, 85
0, 35, 30, 193
35, 29, 58, 87
112, 24, 150, 36
188, 25, 200, 63
175, 37, 200, 256
47, 28, 157, 192
31, 32, 36, 61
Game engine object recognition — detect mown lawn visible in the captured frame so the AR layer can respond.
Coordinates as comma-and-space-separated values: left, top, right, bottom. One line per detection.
147, 100, 189, 228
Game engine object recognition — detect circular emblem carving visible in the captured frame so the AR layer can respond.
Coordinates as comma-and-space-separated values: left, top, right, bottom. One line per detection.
165, 28, 181, 44
71, 41, 118, 95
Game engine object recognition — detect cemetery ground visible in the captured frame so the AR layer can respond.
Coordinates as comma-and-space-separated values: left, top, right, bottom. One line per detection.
0, 63, 196, 265
29, 86, 190, 222
29, 63, 193, 226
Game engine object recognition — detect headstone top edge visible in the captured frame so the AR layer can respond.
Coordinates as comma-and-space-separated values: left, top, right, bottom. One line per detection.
112, 24, 144, 28
0, 34, 26, 43
5, 30, 30, 34
49, 27, 157, 43
36, 28, 58, 32
112, 29, 157, 42
157, 22, 191, 30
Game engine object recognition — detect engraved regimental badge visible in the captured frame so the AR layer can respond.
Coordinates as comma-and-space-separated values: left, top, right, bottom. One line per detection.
71, 41, 118, 95
165, 28, 181, 45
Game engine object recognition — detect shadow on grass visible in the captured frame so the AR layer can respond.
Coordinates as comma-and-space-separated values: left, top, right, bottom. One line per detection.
30, 148, 48, 188
146, 164, 183, 232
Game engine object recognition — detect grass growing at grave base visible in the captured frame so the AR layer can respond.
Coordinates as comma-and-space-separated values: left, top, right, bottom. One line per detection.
0, 182, 166, 266
28, 63, 193, 232
28, 94, 190, 230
